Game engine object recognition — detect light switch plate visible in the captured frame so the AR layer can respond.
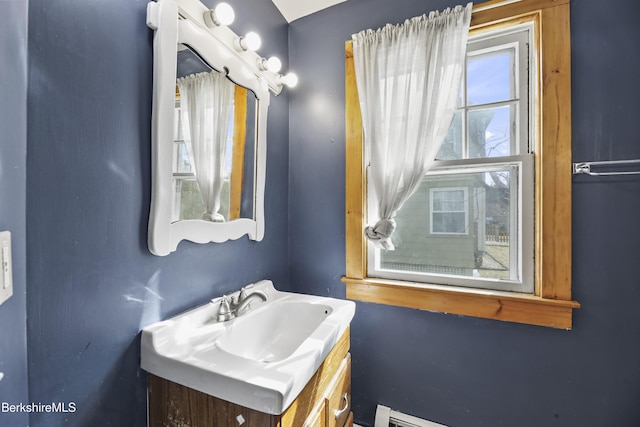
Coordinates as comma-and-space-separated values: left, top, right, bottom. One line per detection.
0, 231, 13, 306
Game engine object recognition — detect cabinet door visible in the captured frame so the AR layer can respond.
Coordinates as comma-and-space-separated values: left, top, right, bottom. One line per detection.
325, 354, 351, 427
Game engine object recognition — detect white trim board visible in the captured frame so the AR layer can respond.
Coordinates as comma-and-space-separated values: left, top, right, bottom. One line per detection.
375, 405, 447, 427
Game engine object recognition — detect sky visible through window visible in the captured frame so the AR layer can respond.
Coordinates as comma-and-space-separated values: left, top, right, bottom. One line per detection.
466, 50, 513, 158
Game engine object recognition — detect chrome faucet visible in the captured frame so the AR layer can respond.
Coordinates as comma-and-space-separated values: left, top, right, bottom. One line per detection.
215, 287, 268, 322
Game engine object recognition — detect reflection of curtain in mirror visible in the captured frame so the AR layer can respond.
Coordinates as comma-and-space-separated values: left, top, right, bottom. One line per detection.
177, 71, 235, 222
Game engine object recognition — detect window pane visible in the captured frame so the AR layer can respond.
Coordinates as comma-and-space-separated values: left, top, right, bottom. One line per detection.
467, 49, 514, 105
172, 179, 232, 223
174, 142, 192, 173
468, 105, 515, 158
433, 212, 466, 234
172, 179, 205, 221
437, 112, 463, 160
433, 189, 465, 212
379, 167, 518, 285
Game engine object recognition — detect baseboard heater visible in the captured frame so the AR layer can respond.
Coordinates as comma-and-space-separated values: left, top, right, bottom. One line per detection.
374, 405, 448, 427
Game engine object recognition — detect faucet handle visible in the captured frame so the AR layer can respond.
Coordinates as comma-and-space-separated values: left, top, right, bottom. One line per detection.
216, 296, 233, 322
238, 284, 257, 300
231, 293, 240, 305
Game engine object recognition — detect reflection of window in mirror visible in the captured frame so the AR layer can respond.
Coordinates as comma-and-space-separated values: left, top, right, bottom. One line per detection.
171, 84, 248, 223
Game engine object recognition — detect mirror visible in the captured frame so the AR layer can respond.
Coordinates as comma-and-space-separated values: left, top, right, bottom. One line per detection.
147, 0, 269, 255
173, 46, 256, 223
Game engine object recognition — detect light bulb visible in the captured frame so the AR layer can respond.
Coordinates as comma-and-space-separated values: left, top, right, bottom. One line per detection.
280, 72, 298, 88
236, 32, 262, 52
214, 3, 235, 26
203, 2, 235, 27
243, 32, 262, 51
266, 56, 282, 73
257, 58, 268, 71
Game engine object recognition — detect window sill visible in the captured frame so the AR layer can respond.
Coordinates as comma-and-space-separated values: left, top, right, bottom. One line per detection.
342, 276, 580, 329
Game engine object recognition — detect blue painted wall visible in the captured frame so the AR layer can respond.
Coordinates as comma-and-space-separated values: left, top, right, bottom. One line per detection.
8, 0, 640, 425
288, 0, 640, 426
25, 0, 289, 425
0, 0, 29, 426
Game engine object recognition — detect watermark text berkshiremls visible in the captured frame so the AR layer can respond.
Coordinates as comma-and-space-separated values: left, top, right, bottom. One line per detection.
2, 401, 76, 413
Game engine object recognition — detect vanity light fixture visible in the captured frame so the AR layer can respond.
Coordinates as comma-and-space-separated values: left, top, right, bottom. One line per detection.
203, 2, 235, 27
235, 31, 262, 52
147, 0, 298, 94
257, 56, 282, 73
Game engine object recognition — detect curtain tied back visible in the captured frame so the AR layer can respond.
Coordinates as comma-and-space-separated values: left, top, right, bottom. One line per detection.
352, 3, 472, 250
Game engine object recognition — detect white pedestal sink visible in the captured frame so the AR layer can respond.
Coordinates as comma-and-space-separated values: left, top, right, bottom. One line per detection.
140, 280, 356, 414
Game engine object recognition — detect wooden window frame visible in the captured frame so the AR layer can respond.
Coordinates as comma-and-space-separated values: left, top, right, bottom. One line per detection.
343, 0, 579, 329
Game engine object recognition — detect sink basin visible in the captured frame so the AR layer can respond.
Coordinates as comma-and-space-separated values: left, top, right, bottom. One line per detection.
140, 280, 355, 415
216, 301, 332, 363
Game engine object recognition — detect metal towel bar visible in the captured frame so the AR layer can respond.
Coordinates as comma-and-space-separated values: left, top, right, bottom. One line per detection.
572, 159, 640, 176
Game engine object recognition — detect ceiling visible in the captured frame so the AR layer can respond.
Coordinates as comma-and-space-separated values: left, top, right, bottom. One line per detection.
270, 0, 348, 22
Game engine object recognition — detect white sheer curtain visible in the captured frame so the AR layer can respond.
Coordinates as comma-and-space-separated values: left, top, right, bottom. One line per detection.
177, 71, 235, 222
353, 4, 472, 250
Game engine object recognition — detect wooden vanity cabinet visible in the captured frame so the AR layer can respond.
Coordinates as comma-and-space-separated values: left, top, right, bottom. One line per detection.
148, 328, 352, 427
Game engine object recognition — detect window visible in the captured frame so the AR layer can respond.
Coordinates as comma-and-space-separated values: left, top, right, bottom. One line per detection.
344, 0, 579, 328
368, 22, 534, 294
430, 188, 468, 235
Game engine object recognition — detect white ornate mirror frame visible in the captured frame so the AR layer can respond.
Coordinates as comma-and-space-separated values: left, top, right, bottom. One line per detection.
146, 0, 284, 256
